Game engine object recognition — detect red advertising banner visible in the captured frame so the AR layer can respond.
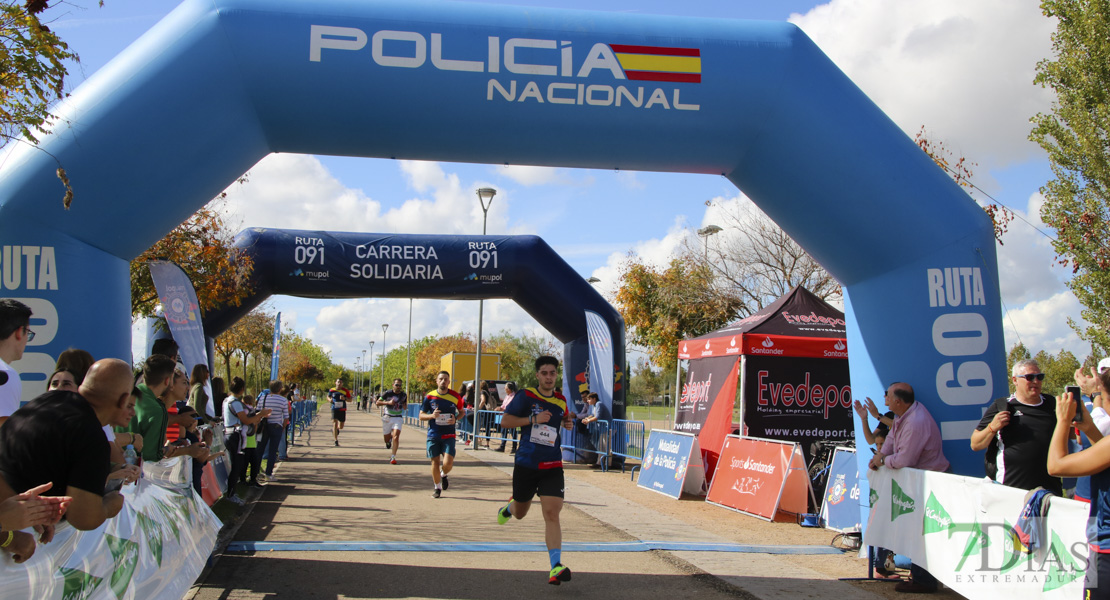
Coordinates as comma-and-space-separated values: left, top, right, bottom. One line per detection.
674, 355, 739, 484
678, 333, 848, 360
706, 435, 812, 521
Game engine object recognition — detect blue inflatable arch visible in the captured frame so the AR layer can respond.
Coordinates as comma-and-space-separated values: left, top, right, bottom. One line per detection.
204, 228, 626, 412
0, 0, 1004, 476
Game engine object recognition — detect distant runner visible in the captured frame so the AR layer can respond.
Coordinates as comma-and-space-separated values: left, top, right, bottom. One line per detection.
420, 371, 462, 498
376, 378, 408, 464
328, 378, 351, 447
496, 355, 576, 585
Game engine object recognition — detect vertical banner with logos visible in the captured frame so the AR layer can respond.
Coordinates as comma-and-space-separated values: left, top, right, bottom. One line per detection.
706, 435, 812, 521
585, 310, 614, 415
741, 354, 853, 466
270, 311, 281, 380
637, 430, 706, 499
674, 355, 739, 483
820, 447, 860, 532
147, 260, 209, 374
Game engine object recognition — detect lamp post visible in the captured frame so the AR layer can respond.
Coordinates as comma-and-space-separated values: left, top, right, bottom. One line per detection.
697, 224, 722, 258
380, 323, 389, 400
406, 298, 413, 400
368, 340, 375, 410
354, 356, 360, 401
474, 187, 496, 445
360, 349, 366, 406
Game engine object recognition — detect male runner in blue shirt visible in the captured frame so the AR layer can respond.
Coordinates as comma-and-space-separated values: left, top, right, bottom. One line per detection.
420, 371, 462, 498
496, 355, 576, 585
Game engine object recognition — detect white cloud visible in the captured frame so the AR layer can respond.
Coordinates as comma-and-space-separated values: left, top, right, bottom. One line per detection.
791, 0, 1055, 168
1003, 292, 1090, 360
499, 165, 564, 186
219, 155, 515, 236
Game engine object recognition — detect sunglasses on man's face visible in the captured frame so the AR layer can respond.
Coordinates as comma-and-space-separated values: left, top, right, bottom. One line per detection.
1016, 373, 1046, 382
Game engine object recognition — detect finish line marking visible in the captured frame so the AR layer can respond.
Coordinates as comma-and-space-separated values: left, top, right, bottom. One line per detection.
225, 541, 841, 554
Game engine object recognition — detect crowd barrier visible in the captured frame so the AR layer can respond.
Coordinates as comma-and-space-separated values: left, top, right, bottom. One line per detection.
0, 457, 222, 599
866, 467, 1087, 599
610, 419, 646, 476
559, 420, 611, 471
286, 400, 317, 447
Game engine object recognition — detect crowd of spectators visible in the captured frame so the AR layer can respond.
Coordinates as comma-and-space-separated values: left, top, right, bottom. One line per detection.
0, 298, 309, 567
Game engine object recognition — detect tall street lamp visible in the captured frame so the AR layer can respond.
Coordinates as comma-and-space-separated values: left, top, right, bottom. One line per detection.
354, 356, 360, 399
368, 340, 375, 408
406, 298, 413, 401
474, 187, 496, 444
360, 349, 366, 404
380, 323, 389, 399
697, 224, 722, 258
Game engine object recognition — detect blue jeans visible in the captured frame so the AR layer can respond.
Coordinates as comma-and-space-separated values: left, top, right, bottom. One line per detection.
261, 422, 284, 476
278, 424, 289, 459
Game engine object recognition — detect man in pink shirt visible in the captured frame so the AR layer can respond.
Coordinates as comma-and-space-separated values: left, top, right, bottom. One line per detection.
867, 381, 948, 593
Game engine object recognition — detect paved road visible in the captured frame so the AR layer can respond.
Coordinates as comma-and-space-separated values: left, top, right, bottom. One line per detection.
186, 409, 890, 600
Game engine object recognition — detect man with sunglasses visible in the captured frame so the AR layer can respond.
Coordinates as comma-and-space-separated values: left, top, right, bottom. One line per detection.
971, 359, 1068, 495
0, 299, 33, 428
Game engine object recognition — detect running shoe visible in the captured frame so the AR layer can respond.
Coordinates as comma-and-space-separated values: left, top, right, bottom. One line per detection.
497, 502, 512, 525
334, 440, 339, 447
390, 456, 397, 465
441, 475, 449, 490
386, 441, 392, 449
548, 564, 571, 585
432, 488, 441, 498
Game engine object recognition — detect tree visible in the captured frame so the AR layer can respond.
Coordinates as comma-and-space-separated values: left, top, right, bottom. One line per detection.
628, 358, 666, 406
413, 334, 475, 392
0, 2, 78, 147
212, 308, 275, 393
1035, 348, 1082, 398
130, 198, 255, 318
915, 126, 1014, 243
615, 256, 743, 372
693, 202, 841, 314
1030, 0, 1110, 355
279, 331, 335, 389
485, 330, 559, 389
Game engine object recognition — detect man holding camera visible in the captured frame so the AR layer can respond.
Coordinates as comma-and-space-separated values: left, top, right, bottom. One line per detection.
970, 359, 1098, 495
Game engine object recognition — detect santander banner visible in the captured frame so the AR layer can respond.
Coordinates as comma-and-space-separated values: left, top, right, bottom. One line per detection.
742, 355, 853, 466
706, 435, 810, 521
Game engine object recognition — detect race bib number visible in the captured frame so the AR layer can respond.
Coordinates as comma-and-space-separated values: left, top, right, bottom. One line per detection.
435, 413, 454, 426
530, 424, 557, 447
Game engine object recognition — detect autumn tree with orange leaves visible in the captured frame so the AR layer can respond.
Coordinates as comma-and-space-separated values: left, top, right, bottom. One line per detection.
615, 257, 742, 373
130, 199, 255, 318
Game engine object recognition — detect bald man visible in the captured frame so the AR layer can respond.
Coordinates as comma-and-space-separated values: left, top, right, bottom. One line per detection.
0, 358, 131, 531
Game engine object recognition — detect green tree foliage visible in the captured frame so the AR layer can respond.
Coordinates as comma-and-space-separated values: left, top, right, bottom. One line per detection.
485, 330, 559, 390
628, 358, 668, 406
615, 256, 743, 373
1005, 343, 1082, 396
0, 2, 78, 147
1035, 349, 1082, 397
279, 331, 335, 390
213, 308, 276, 393
1030, 0, 1110, 355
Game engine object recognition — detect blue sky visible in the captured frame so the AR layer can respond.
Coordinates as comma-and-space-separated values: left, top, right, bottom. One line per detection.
48, 0, 1085, 369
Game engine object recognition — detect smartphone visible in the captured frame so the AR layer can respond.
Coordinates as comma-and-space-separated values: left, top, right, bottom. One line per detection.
1067, 386, 1083, 423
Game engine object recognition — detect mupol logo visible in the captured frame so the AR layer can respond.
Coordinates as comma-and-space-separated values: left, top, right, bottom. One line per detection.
464, 273, 478, 281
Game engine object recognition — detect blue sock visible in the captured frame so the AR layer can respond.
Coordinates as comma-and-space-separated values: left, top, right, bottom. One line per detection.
549, 548, 561, 569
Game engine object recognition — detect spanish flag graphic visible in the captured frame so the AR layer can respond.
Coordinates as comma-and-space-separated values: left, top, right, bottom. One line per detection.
610, 44, 702, 83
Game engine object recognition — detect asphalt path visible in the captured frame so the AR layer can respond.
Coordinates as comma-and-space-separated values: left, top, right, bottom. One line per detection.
185, 408, 890, 600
